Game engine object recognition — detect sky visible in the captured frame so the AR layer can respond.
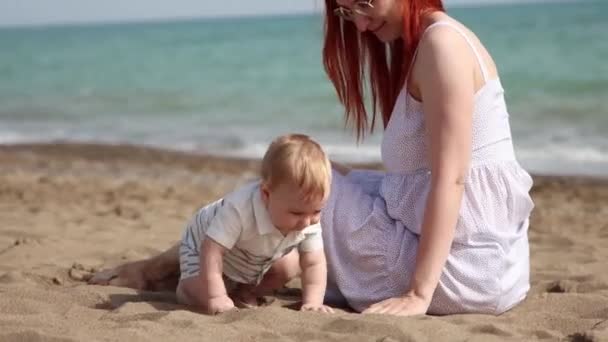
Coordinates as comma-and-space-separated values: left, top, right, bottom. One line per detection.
0, 0, 579, 27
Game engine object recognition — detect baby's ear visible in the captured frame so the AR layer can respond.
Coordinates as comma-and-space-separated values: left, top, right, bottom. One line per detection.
260, 181, 271, 203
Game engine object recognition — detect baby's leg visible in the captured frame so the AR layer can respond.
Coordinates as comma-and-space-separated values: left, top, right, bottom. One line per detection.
231, 250, 300, 308
176, 276, 205, 306
176, 198, 225, 305
177, 239, 205, 307
256, 249, 301, 295
177, 245, 235, 312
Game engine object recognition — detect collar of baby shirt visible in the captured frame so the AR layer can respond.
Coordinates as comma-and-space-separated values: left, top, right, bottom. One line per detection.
251, 183, 282, 236
299, 222, 322, 235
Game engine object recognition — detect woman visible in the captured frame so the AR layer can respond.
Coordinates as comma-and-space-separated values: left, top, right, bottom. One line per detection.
90, 0, 534, 316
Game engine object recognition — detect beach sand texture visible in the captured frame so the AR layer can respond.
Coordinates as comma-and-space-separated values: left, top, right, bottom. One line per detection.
1, 143, 607, 342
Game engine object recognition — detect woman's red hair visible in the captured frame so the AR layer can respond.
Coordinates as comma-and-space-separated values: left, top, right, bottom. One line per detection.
323, 0, 445, 140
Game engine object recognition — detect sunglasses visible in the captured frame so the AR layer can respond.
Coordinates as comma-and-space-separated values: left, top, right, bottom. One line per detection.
333, 0, 375, 21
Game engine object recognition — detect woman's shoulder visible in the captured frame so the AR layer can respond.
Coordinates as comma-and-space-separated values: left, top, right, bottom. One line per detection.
408, 17, 478, 96
422, 13, 478, 44
417, 14, 480, 60
410, 13, 498, 95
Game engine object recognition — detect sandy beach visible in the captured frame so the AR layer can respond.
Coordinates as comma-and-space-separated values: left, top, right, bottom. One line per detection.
1, 142, 607, 342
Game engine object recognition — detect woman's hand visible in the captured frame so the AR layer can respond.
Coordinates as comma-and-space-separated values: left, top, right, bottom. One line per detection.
362, 292, 430, 316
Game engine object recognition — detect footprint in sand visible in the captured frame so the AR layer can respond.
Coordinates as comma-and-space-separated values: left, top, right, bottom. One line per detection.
13, 237, 40, 246
1, 331, 77, 342
321, 317, 411, 340
469, 323, 514, 338
568, 320, 608, 342
546, 277, 608, 294
0, 270, 66, 287
546, 280, 570, 293
0, 270, 34, 285
0, 237, 39, 255
531, 329, 562, 340
567, 332, 596, 342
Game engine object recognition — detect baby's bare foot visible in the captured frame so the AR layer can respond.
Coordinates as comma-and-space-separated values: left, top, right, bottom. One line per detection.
231, 287, 274, 308
232, 288, 258, 308
88, 260, 149, 290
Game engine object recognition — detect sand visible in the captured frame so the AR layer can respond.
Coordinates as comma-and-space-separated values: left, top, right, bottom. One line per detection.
1, 142, 607, 342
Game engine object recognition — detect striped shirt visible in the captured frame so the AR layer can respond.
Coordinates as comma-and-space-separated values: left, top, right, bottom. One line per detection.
179, 181, 323, 285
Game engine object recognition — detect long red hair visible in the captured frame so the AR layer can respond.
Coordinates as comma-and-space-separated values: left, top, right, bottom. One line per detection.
323, 0, 444, 140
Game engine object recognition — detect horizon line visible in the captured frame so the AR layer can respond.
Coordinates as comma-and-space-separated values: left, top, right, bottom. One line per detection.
0, 0, 593, 30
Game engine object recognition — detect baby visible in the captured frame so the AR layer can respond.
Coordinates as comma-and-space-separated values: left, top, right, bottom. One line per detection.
177, 134, 334, 315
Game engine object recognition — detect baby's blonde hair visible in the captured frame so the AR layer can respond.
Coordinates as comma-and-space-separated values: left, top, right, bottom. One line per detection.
261, 134, 332, 200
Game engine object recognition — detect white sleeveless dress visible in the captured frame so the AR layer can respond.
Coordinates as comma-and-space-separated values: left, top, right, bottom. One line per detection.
320, 21, 535, 315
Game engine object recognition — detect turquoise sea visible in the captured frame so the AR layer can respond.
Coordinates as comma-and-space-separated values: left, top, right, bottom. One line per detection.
1, 0, 606, 175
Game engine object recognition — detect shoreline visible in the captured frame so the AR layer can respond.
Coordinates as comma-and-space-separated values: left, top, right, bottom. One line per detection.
2, 141, 607, 182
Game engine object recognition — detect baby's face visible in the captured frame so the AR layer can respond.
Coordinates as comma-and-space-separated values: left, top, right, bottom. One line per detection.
261, 181, 327, 236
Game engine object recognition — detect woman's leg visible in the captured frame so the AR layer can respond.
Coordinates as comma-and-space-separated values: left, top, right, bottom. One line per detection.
89, 242, 181, 291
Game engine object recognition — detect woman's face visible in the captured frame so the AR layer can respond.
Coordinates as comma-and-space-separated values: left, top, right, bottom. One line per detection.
334, 0, 404, 42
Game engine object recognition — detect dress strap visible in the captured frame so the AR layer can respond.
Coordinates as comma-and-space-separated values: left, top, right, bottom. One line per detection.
406, 20, 489, 82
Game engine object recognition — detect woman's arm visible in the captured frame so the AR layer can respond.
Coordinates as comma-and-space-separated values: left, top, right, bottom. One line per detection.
408, 25, 474, 303
363, 25, 475, 315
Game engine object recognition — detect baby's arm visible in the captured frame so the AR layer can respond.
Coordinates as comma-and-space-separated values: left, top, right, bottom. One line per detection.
299, 249, 333, 313
199, 238, 234, 314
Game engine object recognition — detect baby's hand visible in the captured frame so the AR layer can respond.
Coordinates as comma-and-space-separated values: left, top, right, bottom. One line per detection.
301, 303, 334, 314
205, 295, 236, 315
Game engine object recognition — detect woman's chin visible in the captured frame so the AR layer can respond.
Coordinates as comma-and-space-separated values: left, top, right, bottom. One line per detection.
372, 26, 401, 43
374, 32, 401, 43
